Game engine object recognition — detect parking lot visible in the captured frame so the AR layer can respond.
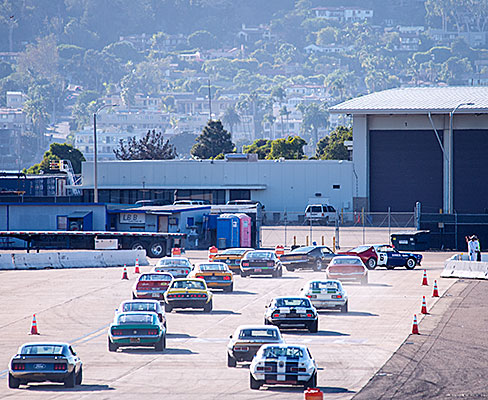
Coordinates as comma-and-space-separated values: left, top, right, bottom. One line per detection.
0, 245, 455, 399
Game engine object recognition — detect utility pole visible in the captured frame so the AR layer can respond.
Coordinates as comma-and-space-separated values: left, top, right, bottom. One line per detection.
208, 79, 212, 120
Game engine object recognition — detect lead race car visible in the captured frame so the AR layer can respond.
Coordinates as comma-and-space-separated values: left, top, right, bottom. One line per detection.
339, 244, 422, 270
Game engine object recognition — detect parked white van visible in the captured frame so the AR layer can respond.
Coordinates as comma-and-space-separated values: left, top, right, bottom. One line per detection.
305, 204, 336, 225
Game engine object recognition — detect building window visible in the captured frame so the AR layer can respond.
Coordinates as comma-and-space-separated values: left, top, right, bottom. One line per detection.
230, 189, 251, 201
333, 184, 341, 189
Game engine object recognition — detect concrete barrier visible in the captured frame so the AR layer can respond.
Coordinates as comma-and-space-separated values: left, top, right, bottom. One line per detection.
0, 250, 148, 270
442, 254, 488, 279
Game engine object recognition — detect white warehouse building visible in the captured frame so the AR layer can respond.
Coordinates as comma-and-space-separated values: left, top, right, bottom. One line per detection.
80, 158, 355, 219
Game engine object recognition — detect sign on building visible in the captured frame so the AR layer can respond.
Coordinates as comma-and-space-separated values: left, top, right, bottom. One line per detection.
119, 213, 146, 224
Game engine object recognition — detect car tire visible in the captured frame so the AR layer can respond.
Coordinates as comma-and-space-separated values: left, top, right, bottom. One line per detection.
164, 303, 173, 313
224, 283, 233, 293
313, 260, 322, 271
308, 320, 319, 333
8, 373, 20, 389
405, 257, 417, 270
341, 301, 348, 313
203, 299, 213, 313
132, 293, 137, 299
75, 366, 83, 385
366, 257, 377, 270
241, 271, 247, 278
285, 266, 295, 272
264, 318, 270, 325
386, 265, 395, 270
154, 336, 165, 352
305, 371, 317, 388
108, 339, 118, 352
250, 373, 261, 390
227, 353, 237, 368
64, 371, 76, 388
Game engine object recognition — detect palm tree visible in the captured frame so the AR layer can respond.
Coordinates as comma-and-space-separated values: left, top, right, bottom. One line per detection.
221, 105, 241, 135
262, 113, 276, 139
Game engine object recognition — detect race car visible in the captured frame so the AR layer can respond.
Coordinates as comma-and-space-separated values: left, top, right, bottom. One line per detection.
249, 344, 317, 389
326, 256, 368, 284
212, 248, 254, 273
339, 244, 422, 270
164, 278, 213, 312
153, 257, 192, 278
116, 299, 166, 327
280, 245, 335, 271
8, 342, 82, 389
227, 325, 284, 367
264, 297, 318, 333
240, 250, 283, 278
300, 279, 348, 312
132, 272, 173, 301
189, 262, 234, 292
108, 311, 166, 352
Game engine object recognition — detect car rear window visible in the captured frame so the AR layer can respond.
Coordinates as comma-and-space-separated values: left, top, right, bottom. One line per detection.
140, 274, 172, 281
310, 206, 322, 212
21, 345, 64, 355
332, 257, 362, 265
123, 302, 158, 312
239, 329, 279, 340
171, 280, 206, 290
199, 263, 227, 271
221, 249, 248, 255
118, 313, 154, 324
349, 246, 371, 253
311, 281, 340, 290
275, 298, 311, 308
157, 258, 190, 267
263, 347, 303, 359
290, 246, 314, 253
246, 251, 274, 259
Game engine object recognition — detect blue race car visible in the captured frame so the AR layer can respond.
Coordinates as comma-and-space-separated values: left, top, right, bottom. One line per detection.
373, 245, 422, 270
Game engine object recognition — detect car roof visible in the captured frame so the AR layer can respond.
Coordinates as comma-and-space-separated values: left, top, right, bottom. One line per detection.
171, 278, 205, 282
235, 325, 280, 330
273, 296, 310, 301
332, 255, 362, 259
307, 279, 342, 284
20, 342, 69, 347
260, 343, 307, 350
120, 299, 160, 304
159, 257, 189, 261
117, 311, 157, 316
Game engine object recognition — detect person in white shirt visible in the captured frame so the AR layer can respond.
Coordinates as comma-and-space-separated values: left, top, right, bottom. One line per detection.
467, 236, 477, 261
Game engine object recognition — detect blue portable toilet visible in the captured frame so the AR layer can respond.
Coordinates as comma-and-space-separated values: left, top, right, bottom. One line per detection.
217, 214, 240, 249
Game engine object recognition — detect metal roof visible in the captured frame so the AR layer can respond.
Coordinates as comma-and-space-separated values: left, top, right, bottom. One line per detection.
329, 87, 488, 114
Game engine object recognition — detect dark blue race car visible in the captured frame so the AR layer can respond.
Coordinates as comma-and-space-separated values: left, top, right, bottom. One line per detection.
373, 245, 422, 270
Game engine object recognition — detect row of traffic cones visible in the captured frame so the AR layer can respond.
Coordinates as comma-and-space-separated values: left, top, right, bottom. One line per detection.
121, 258, 141, 280
412, 270, 440, 334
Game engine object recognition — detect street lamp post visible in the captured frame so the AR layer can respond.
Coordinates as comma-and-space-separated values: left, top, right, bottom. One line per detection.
447, 102, 474, 213
93, 104, 117, 203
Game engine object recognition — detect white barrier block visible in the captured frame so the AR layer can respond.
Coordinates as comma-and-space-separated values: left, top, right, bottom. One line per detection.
0, 254, 14, 270
101, 250, 148, 267
12, 253, 62, 270
442, 255, 488, 280
57, 251, 106, 268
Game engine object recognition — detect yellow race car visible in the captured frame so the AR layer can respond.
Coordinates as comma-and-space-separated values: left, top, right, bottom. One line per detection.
189, 262, 234, 292
163, 278, 213, 313
212, 248, 254, 273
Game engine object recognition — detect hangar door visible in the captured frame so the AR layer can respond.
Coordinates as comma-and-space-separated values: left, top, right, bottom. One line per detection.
369, 130, 443, 212
454, 129, 488, 213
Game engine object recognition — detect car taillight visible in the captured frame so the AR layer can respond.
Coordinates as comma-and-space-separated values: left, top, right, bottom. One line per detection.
273, 313, 280, 318
332, 295, 342, 299
195, 275, 204, 279
307, 313, 313, 317
290, 367, 306, 372
53, 363, 67, 370
267, 261, 274, 267
305, 294, 312, 298
242, 262, 249, 267
223, 276, 231, 280
233, 346, 249, 352
12, 363, 25, 370
147, 329, 158, 335
112, 329, 123, 336
256, 366, 272, 372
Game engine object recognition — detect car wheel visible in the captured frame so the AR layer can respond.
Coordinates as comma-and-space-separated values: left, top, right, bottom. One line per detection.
224, 283, 233, 293
308, 320, 318, 333
250, 373, 261, 390
386, 265, 395, 270
227, 353, 237, 368
164, 303, 173, 313
305, 371, 317, 388
108, 339, 118, 352
8, 373, 20, 389
405, 257, 417, 270
278, 267, 283, 277
366, 257, 377, 270
64, 371, 76, 388
149, 242, 165, 258
75, 366, 83, 385
240, 271, 247, 278
313, 260, 322, 271
203, 299, 213, 313
154, 336, 165, 352
132, 293, 137, 299
341, 301, 348, 313
285, 266, 295, 272
264, 318, 270, 325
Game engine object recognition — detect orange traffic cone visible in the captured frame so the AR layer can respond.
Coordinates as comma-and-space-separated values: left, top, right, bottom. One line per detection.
134, 258, 140, 274
122, 265, 129, 280
30, 314, 39, 335
412, 314, 419, 334
433, 280, 439, 297
421, 270, 428, 286
421, 296, 428, 314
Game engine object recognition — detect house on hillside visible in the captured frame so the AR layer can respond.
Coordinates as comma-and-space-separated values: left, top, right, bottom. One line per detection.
312, 7, 373, 23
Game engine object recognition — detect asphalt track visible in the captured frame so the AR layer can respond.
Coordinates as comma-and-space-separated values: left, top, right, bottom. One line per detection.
0, 249, 458, 399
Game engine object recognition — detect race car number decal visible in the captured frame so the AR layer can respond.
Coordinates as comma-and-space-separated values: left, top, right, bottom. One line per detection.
377, 253, 387, 265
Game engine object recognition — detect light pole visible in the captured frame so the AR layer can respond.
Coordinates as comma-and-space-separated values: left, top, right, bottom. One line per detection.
448, 102, 474, 213
93, 104, 117, 203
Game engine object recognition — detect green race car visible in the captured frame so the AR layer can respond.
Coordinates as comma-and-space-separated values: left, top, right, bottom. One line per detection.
108, 311, 166, 352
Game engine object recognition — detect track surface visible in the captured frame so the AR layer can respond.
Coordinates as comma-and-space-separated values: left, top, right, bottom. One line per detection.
0, 251, 454, 399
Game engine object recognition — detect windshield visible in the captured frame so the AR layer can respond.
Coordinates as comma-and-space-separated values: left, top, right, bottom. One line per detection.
238, 329, 279, 340
349, 246, 371, 253
291, 246, 314, 253
246, 251, 274, 259
221, 249, 248, 255
122, 302, 158, 312
310, 281, 340, 290
199, 263, 227, 271
21, 345, 65, 355
140, 274, 172, 281
117, 313, 154, 324
171, 280, 206, 290
263, 346, 304, 359
157, 258, 190, 267
275, 298, 311, 308
332, 257, 363, 265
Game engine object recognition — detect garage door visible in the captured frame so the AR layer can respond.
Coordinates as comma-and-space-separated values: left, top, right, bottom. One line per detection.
369, 130, 443, 212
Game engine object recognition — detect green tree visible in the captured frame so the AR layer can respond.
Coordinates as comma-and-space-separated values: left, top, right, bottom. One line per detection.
268, 136, 307, 160
188, 30, 217, 50
221, 105, 241, 133
316, 27, 337, 46
191, 120, 235, 159
114, 130, 177, 160
316, 126, 352, 160
301, 103, 328, 146
243, 138, 272, 159
25, 143, 86, 174
169, 132, 198, 157
23, 98, 49, 135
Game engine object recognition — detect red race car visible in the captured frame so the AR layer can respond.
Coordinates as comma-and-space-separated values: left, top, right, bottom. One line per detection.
338, 245, 378, 270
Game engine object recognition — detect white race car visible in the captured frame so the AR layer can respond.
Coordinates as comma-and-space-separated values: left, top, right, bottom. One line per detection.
300, 279, 348, 312
250, 344, 317, 389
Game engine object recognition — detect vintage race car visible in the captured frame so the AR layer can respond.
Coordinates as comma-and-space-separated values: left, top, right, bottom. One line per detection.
212, 248, 254, 273
132, 272, 173, 301
240, 250, 283, 278
326, 256, 368, 284
227, 325, 284, 367
338, 245, 378, 269
153, 257, 192, 278
189, 262, 234, 292
117, 299, 166, 328
8, 342, 82, 388
164, 278, 213, 312
280, 245, 335, 271
264, 297, 318, 333
373, 244, 422, 270
108, 311, 166, 352
250, 344, 317, 389
300, 279, 348, 312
